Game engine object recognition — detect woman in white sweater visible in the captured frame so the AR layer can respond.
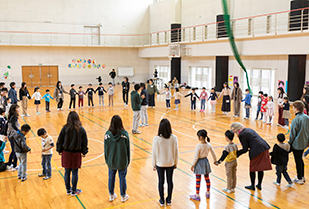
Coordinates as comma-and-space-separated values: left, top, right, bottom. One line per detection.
152, 119, 178, 207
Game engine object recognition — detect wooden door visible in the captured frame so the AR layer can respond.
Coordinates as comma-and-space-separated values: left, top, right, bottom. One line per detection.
41, 66, 50, 87
22, 66, 32, 86
31, 66, 41, 87
49, 66, 58, 86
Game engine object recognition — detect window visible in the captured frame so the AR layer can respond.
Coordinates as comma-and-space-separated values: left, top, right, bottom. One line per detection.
242, 68, 275, 96
189, 67, 212, 89
155, 65, 170, 83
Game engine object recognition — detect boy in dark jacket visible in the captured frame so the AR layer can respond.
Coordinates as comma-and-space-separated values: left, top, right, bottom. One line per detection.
95, 83, 107, 106
69, 84, 78, 110
185, 88, 199, 111
270, 133, 294, 188
130, 84, 145, 134
8, 82, 18, 104
13, 124, 31, 182
85, 84, 95, 108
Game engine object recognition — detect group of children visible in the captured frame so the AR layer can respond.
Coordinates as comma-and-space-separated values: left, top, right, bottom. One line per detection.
189, 128, 294, 202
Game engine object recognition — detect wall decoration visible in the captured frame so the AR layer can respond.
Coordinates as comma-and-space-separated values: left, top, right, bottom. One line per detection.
83, 64, 86, 68
68, 59, 106, 70
87, 59, 91, 64
78, 64, 82, 68
278, 80, 285, 88
228, 75, 233, 87
97, 64, 101, 69
88, 64, 91, 69
93, 64, 97, 68
2, 65, 11, 79
102, 64, 106, 68
306, 81, 309, 85
72, 59, 76, 63
68, 64, 72, 68
83, 59, 86, 63
233, 76, 238, 84
92, 60, 96, 64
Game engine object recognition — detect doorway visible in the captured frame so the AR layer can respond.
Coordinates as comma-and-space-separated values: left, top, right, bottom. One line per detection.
22, 66, 58, 87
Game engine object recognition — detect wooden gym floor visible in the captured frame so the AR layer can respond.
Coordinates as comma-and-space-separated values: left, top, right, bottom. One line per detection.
0, 84, 308, 209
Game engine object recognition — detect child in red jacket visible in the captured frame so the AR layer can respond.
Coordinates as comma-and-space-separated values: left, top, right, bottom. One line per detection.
261, 93, 268, 123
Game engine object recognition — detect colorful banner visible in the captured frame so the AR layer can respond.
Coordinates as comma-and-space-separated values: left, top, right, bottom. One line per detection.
2, 65, 11, 79
233, 76, 239, 84
278, 80, 285, 88
68, 59, 106, 69
229, 75, 234, 87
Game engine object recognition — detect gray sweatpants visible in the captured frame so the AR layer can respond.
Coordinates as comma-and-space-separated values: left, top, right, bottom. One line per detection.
133, 111, 141, 131
141, 105, 148, 124
99, 95, 104, 106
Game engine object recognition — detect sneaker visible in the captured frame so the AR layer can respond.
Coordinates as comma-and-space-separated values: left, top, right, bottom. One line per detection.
26, 114, 30, 116
18, 176, 21, 179
245, 185, 255, 191
109, 193, 117, 202
36, 112, 41, 115
158, 199, 165, 206
286, 183, 294, 188
69, 108, 71, 110
222, 188, 232, 193
166, 198, 171, 206
88, 106, 90, 108
6, 165, 12, 170
121, 194, 129, 203
262, 121, 266, 123
273, 181, 280, 186
67, 190, 72, 195
144, 123, 149, 126
284, 125, 289, 129
21, 176, 27, 182
3, 150, 9, 154
190, 194, 200, 201
43, 176, 51, 180
132, 130, 141, 134
244, 117, 249, 120
139, 124, 144, 127
230, 188, 235, 193
92, 106, 95, 108
81, 107, 83, 109
38, 174, 46, 177
205, 191, 210, 198
10, 167, 18, 171
293, 178, 305, 185
255, 118, 258, 120
71, 189, 82, 196
256, 184, 262, 190
57, 108, 60, 111
21, 114, 25, 117
60, 108, 63, 111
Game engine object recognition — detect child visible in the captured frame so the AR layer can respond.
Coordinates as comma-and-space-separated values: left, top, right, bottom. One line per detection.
0, 132, 8, 171
185, 88, 199, 111
242, 89, 252, 119
0, 108, 8, 154
208, 88, 218, 113
282, 97, 291, 129
85, 84, 95, 108
107, 82, 114, 107
261, 93, 268, 123
214, 130, 238, 193
173, 88, 183, 110
13, 124, 31, 182
265, 96, 274, 125
270, 133, 294, 188
37, 128, 54, 180
131, 84, 144, 134
69, 84, 78, 110
42, 90, 53, 113
255, 91, 264, 120
140, 83, 149, 127
8, 82, 18, 104
162, 87, 172, 109
95, 83, 107, 106
190, 129, 216, 201
199, 87, 208, 112
78, 86, 85, 109
31, 87, 42, 115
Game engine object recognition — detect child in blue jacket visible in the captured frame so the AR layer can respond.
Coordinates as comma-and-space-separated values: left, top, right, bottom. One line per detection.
242, 89, 252, 119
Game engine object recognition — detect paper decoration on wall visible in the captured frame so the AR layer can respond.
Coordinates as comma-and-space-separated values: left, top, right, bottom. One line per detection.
97, 64, 101, 69
102, 64, 106, 68
83, 59, 86, 63
2, 65, 11, 79
72, 59, 76, 63
233, 76, 238, 84
68, 59, 106, 69
83, 64, 86, 68
278, 80, 285, 88
78, 64, 82, 68
93, 64, 96, 68
87, 59, 91, 64
68, 64, 72, 68
228, 75, 233, 87
88, 64, 91, 69
92, 60, 96, 64
306, 81, 309, 85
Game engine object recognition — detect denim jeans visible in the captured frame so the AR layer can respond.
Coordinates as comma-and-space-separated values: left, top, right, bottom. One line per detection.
8, 139, 17, 167
276, 165, 292, 184
166, 100, 171, 108
284, 119, 289, 126
65, 168, 79, 192
256, 105, 262, 119
245, 108, 250, 118
191, 100, 196, 110
304, 148, 309, 157
156, 165, 174, 202
108, 168, 127, 197
201, 99, 206, 110
16, 152, 27, 178
42, 154, 52, 177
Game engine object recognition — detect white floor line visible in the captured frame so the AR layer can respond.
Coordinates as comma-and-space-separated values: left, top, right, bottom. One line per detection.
161, 108, 176, 120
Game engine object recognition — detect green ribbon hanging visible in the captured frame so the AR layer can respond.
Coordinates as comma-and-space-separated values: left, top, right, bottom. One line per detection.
221, 0, 252, 93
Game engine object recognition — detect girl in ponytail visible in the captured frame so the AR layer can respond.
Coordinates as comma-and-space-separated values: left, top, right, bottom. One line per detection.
190, 129, 217, 201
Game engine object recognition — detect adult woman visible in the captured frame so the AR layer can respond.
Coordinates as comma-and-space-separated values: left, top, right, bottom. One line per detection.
6, 104, 20, 171
53, 81, 68, 111
153, 69, 158, 78
300, 85, 309, 101
303, 95, 309, 115
152, 119, 178, 206
288, 101, 309, 184
231, 122, 271, 190
231, 82, 242, 117
277, 87, 287, 126
109, 69, 116, 86
147, 79, 160, 108
56, 111, 88, 196
122, 77, 130, 107
218, 82, 232, 115
104, 115, 130, 203
19, 82, 31, 117
171, 77, 178, 88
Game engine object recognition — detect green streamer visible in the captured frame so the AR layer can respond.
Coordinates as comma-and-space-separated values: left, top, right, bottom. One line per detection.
221, 0, 252, 93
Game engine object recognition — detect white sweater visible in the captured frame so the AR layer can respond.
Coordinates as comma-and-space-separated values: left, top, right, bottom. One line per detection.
32, 92, 42, 101
192, 143, 216, 166
152, 134, 178, 168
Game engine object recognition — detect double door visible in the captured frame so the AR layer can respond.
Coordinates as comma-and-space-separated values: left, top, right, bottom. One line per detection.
22, 66, 58, 87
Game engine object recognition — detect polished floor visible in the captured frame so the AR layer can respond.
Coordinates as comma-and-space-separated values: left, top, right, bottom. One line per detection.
0, 85, 308, 209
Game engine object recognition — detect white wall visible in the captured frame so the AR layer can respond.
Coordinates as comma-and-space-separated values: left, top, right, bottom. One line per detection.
0, 46, 149, 86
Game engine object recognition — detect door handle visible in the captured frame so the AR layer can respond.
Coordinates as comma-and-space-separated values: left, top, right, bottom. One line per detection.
29, 75, 34, 78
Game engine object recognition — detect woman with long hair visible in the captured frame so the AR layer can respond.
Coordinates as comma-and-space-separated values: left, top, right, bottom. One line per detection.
277, 87, 287, 126
53, 81, 68, 111
104, 115, 130, 203
56, 111, 88, 196
6, 104, 20, 171
19, 82, 31, 117
152, 119, 178, 206
231, 82, 242, 117
218, 82, 232, 115
147, 79, 160, 108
